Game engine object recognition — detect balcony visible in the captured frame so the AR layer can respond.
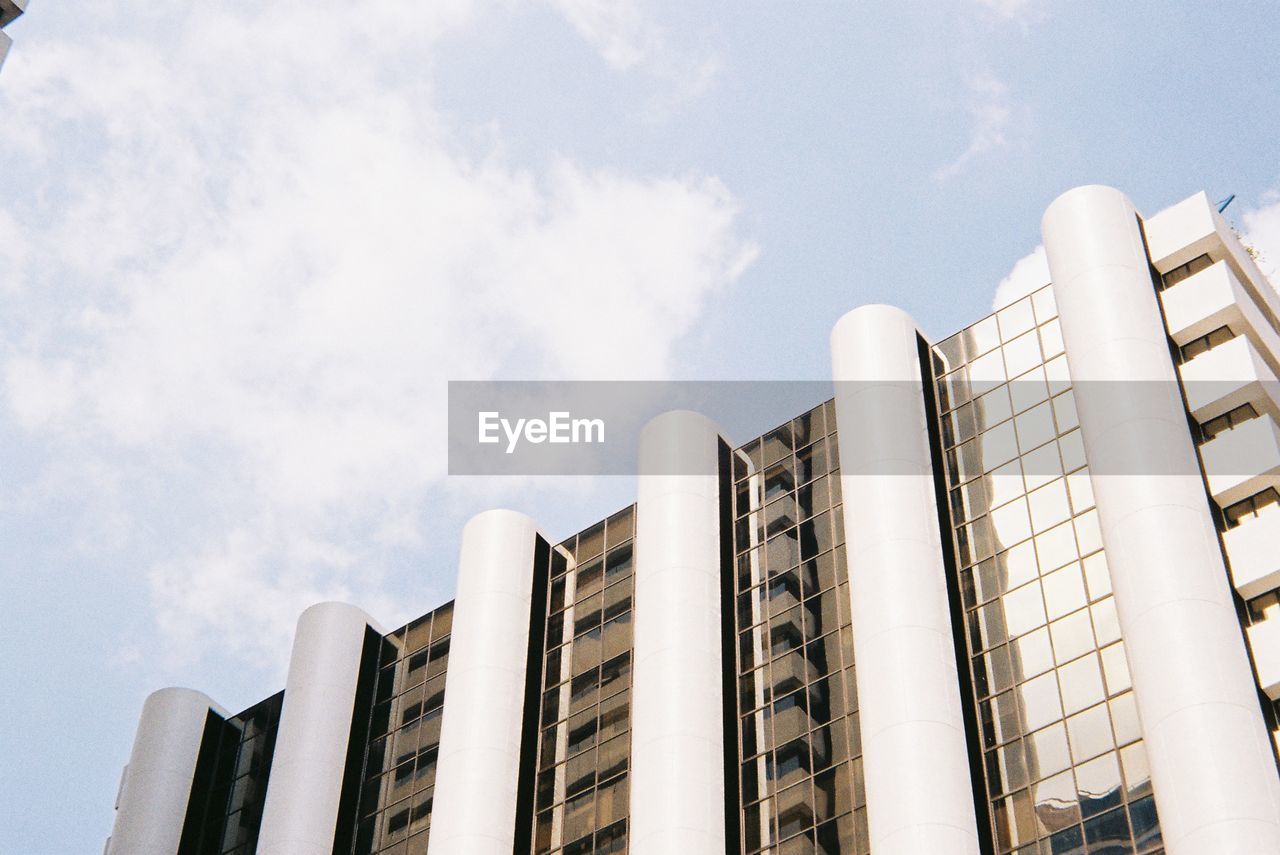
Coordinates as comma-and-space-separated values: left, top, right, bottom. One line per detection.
1224, 509, 1280, 600
1145, 192, 1280, 350
1180, 335, 1280, 425
1161, 261, 1280, 376
1200, 415, 1280, 508
1246, 617, 1280, 701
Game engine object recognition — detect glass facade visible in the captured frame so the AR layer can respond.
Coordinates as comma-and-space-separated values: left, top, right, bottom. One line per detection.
179, 691, 284, 855
347, 602, 454, 855
529, 506, 637, 855
933, 286, 1163, 855
127, 194, 1280, 855
731, 401, 868, 855
167, 300, 1184, 854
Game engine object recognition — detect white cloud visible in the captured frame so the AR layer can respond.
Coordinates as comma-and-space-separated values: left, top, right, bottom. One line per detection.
0, 2, 755, 664
935, 73, 1015, 181
974, 0, 1035, 20
547, 0, 722, 114
1242, 191, 1280, 287
546, 0, 655, 70
993, 244, 1049, 310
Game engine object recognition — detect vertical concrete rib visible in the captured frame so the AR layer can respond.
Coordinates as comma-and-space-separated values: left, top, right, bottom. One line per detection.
257, 601, 378, 855
831, 305, 982, 855
107, 688, 221, 855
1042, 184, 1280, 853
428, 509, 542, 855
629, 410, 728, 855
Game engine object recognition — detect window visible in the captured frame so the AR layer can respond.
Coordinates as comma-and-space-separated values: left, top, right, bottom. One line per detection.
1247, 589, 1280, 625
1160, 253, 1214, 290
1224, 488, 1280, 528
1179, 324, 1234, 363
1201, 402, 1258, 441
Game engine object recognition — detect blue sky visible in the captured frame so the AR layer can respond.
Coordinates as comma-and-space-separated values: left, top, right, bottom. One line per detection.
2, 2, 1279, 852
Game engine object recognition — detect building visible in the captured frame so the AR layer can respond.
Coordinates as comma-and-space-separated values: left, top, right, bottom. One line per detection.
105, 186, 1280, 855
0, 0, 25, 74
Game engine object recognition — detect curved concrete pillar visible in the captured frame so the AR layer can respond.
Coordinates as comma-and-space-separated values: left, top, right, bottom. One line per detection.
831, 305, 982, 855
107, 687, 222, 855
257, 601, 378, 855
428, 509, 542, 855
1043, 184, 1280, 853
629, 410, 727, 855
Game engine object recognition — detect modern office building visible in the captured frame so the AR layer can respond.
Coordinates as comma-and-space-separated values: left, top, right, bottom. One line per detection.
0, 0, 25, 74
106, 185, 1280, 855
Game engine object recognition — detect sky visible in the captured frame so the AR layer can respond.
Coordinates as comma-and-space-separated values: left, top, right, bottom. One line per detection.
1, 2, 1278, 852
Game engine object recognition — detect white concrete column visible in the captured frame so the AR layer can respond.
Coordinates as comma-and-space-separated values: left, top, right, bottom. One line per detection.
630, 410, 727, 855
107, 687, 222, 855
1043, 184, 1280, 854
831, 305, 982, 855
257, 601, 379, 855
428, 509, 542, 855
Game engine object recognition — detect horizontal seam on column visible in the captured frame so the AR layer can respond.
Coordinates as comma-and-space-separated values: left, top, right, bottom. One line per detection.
1122, 595, 1242, 624
862, 717, 968, 740
635, 482, 718, 494
833, 384, 925, 395
437, 744, 522, 757
1168, 811, 1280, 840
640, 564, 721, 574
846, 542, 947, 559
877, 820, 981, 834
1141, 698, 1268, 733
282, 680, 365, 694
847, 540, 945, 557
1106, 500, 1220, 525
841, 462, 932, 471
1057, 261, 1152, 279
852, 624, 952, 643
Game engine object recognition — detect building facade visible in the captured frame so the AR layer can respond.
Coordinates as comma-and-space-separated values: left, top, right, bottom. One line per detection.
0, 0, 25, 74
106, 186, 1280, 855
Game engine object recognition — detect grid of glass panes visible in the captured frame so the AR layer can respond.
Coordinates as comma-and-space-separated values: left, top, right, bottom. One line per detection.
349, 602, 454, 855
934, 285, 1163, 855
530, 506, 636, 855
217, 692, 284, 855
732, 401, 868, 855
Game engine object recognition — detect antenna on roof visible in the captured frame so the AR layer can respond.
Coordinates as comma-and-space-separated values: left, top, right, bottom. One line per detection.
1217, 194, 1236, 214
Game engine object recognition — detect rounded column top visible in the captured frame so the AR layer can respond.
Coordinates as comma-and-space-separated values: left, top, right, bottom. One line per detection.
639, 408, 722, 439
454, 508, 543, 602
1042, 186, 1146, 281
638, 409, 723, 476
140, 686, 225, 718
295, 600, 383, 636
1044, 183, 1136, 218
831, 303, 923, 383
832, 303, 919, 338
460, 507, 541, 538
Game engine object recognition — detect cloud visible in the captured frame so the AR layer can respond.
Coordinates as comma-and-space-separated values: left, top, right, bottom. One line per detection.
974, 0, 1036, 20
0, 2, 756, 665
993, 245, 1049, 310
547, 0, 722, 114
1242, 191, 1280, 287
546, 0, 656, 70
935, 73, 1015, 181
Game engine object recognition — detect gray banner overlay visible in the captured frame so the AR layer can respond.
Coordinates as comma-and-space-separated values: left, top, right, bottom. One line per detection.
449, 381, 833, 475
448, 380, 1280, 477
